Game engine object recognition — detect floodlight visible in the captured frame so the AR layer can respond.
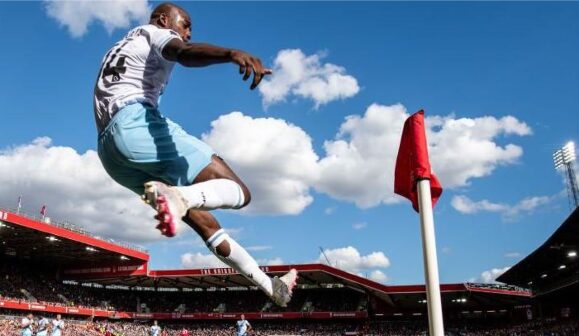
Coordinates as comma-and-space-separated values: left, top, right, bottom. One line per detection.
568, 251, 577, 258
554, 141, 579, 209
554, 142, 576, 169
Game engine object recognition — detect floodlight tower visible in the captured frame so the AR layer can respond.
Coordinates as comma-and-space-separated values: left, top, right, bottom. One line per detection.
554, 142, 578, 210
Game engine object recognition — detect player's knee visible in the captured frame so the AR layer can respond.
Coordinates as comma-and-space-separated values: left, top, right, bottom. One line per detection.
215, 240, 231, 257
184, 210, 219, 238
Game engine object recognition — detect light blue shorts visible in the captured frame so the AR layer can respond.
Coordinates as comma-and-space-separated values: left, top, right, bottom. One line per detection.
98, 103, 215, 195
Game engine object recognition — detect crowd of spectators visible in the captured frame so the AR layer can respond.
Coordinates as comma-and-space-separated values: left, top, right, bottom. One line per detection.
1, 314, 578, 336
0, 316, 102, 336
464, 283, 531, 295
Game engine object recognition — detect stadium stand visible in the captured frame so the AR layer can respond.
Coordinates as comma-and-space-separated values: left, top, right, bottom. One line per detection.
1, 206, 578, 335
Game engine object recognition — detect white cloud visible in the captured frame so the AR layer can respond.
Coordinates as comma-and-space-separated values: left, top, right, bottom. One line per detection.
369, 270, 388, 283
259, 49, 359, 108
505, 252, 522, 258
352, 222, 367, 230
428, 115, 531, 187
257, 257, 284, 266
246, 245, 273, 252
451, 195, 505, 214
315, 104, 406, 207
324, 207, 336, 215
451, 195, 552, 219
44, 0, 150, 38
315, 104, 531, 208
202, 112, 320, 215
181, 252, 227, 269
317, 246, 390, 275
180, 252, 282, 268
471, 266, 511, 284
0, 137, 165, 243
442, 247, 452, 255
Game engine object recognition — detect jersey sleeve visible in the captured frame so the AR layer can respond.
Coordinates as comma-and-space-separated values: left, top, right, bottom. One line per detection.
149, 27, 182, 60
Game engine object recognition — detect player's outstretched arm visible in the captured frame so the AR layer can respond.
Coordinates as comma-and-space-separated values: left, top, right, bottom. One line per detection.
162, 39, 272, 89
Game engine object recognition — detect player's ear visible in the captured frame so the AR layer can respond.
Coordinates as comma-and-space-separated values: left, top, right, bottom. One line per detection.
159, 13, 169, 27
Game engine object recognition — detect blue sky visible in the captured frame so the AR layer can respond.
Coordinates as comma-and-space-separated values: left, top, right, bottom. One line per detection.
0, 1, 577, 286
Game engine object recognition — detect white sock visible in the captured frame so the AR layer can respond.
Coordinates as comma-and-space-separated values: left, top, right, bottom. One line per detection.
176, 179, 245, 210
206, 229, 273, 296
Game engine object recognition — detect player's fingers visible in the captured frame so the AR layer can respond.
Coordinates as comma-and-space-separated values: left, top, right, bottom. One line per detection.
243, 65, 252, 81
239, 64, 245, 75
252, 68, 269, 90
251, 71, 263, 90
264, 68, 273, 76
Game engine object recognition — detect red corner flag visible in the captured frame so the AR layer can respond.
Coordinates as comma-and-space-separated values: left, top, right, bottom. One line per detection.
394, 110, 443, 212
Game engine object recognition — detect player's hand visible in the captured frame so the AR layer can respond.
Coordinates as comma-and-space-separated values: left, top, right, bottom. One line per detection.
230, 49, 272, 90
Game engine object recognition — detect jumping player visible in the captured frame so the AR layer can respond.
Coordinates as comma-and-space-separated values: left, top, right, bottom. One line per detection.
94, 2, 297, 306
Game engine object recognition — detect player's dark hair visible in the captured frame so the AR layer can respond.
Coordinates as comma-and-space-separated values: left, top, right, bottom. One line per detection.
150, 2, 187, 21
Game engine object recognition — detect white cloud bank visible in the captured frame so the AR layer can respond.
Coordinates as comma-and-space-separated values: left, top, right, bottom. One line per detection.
0, 137, 162, 243
202, 112, 320, 215
469, 266, 511, 284
451, 195, 552, 220
3, 103, 531, 229
316, 246, 390, 283
203, 104, 531, 214
44, 0, 150, 38
180, 246, 388, 282
0, 103, 532, 249
180, 252, 283, 269
259, 49, 360, 108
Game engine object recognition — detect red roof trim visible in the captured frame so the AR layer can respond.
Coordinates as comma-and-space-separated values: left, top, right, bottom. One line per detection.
148, 264, 467, 295
0, 210, 149, 261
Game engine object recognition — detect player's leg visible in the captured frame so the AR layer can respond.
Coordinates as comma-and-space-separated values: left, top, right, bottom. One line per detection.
183, 209, 297, 307
120, 108, 298, 305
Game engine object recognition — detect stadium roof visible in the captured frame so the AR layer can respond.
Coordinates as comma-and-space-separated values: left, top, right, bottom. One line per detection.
0, 208, 148, 267
497, 207, 579, 294
64, 263, 530, 309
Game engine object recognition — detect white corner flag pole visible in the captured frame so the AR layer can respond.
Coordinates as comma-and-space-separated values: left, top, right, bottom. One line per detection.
417, 178, 445, 336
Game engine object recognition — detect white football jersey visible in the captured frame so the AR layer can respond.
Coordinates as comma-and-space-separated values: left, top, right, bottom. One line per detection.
150, 325, 161, 336
21, 317, 32, 329
94, 24, 181, 133
236, 319, 251, 335
51, 319, 64, 336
